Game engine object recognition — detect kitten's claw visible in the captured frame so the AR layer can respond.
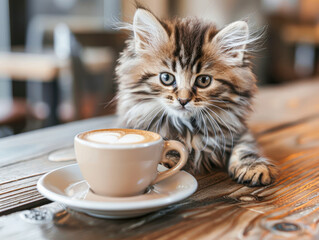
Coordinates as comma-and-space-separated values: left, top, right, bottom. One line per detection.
229, 160, 278, 186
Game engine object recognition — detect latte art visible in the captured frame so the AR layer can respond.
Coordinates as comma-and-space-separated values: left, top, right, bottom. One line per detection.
87, 132, 145, 144
80, 129, 160, 145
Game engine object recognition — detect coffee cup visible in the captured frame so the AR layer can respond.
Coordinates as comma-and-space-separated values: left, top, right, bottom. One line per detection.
74, 128, 188, 197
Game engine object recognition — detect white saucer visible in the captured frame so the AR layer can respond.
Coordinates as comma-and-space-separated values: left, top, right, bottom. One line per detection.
37, 164, 198, 219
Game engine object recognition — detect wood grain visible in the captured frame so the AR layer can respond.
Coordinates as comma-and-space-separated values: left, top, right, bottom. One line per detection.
248, 79, 319, 133
1, 82, 319, 239
0, 115, 117, 215
0, 115, 117, 166
2, 115, 319, 239
0, 119, 319, 239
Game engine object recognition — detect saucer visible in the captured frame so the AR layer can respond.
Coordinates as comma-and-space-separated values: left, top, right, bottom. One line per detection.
37, 164, 198, 219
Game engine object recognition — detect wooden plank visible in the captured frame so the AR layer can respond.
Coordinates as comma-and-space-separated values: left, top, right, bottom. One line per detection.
0, 153, 75, 215
248, 79, 319, 133
0, 115, 117, 166
0, 173, 49, 215
1, 113, 319, 239
0, 115, 117, 214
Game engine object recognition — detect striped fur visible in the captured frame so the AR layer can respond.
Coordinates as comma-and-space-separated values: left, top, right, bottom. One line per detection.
116, 8, 278, 186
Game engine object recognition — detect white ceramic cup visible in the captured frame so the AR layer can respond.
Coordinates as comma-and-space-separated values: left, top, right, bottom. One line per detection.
74, 129, 188, 197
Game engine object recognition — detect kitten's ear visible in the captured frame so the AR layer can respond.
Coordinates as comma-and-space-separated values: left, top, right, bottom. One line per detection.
212, 21, 249, 64
133, 9, 169, 52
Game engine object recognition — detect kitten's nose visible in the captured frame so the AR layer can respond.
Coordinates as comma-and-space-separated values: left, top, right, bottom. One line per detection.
178, 97, 191, 107
177, 88, 192, 107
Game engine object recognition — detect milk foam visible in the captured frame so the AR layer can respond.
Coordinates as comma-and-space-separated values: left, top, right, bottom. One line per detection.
86, 132, 145, 144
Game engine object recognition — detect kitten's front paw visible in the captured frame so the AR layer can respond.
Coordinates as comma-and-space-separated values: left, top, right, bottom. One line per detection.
229, 160, 278, 186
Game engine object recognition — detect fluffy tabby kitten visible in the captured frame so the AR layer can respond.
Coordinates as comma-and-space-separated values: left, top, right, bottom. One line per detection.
116, 7, 278, 186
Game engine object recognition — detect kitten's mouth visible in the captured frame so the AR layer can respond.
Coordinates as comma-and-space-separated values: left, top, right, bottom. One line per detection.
175, 106, 193, 116
178, 106, 189, 111
167, 103, 193, 117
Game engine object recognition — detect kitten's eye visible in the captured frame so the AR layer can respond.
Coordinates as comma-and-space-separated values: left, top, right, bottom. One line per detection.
160, 72, 175, 86
195, 75, 212, 88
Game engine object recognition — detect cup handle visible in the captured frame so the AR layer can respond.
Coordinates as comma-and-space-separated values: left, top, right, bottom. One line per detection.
151, 140, 188, 185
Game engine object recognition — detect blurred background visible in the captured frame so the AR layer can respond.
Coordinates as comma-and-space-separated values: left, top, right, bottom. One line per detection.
0, 0, 318, 137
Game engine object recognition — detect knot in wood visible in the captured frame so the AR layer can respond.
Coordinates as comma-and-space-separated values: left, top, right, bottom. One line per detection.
272, 222, 300, 232
238, 195, 258, 202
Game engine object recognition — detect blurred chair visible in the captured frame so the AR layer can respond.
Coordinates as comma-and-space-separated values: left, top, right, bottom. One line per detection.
23, 14, 124, 129
24, 13, 108, 130
54, 24, 126, 121
0, 0, 12, 123
0, 0, 125, 136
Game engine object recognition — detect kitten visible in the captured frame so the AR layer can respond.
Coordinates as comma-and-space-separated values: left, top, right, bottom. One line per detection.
116, 7, 278, 186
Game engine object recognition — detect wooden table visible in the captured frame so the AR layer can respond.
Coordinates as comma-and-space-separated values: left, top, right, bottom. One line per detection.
1, 80, 319, 239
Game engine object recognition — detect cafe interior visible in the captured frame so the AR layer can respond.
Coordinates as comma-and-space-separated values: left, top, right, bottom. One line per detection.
0, 0, 319, 137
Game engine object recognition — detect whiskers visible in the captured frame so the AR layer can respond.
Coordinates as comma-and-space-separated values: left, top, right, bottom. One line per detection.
123, 96, 235, 168
125, 102, 159, 128
198, 109, 209, 150
123, 100, 169, 136
203, 104, 234, 155
102, 95, 119, 110
206, 101, 237, 131
146, 107, 164, 131
155, 109, 167, 134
